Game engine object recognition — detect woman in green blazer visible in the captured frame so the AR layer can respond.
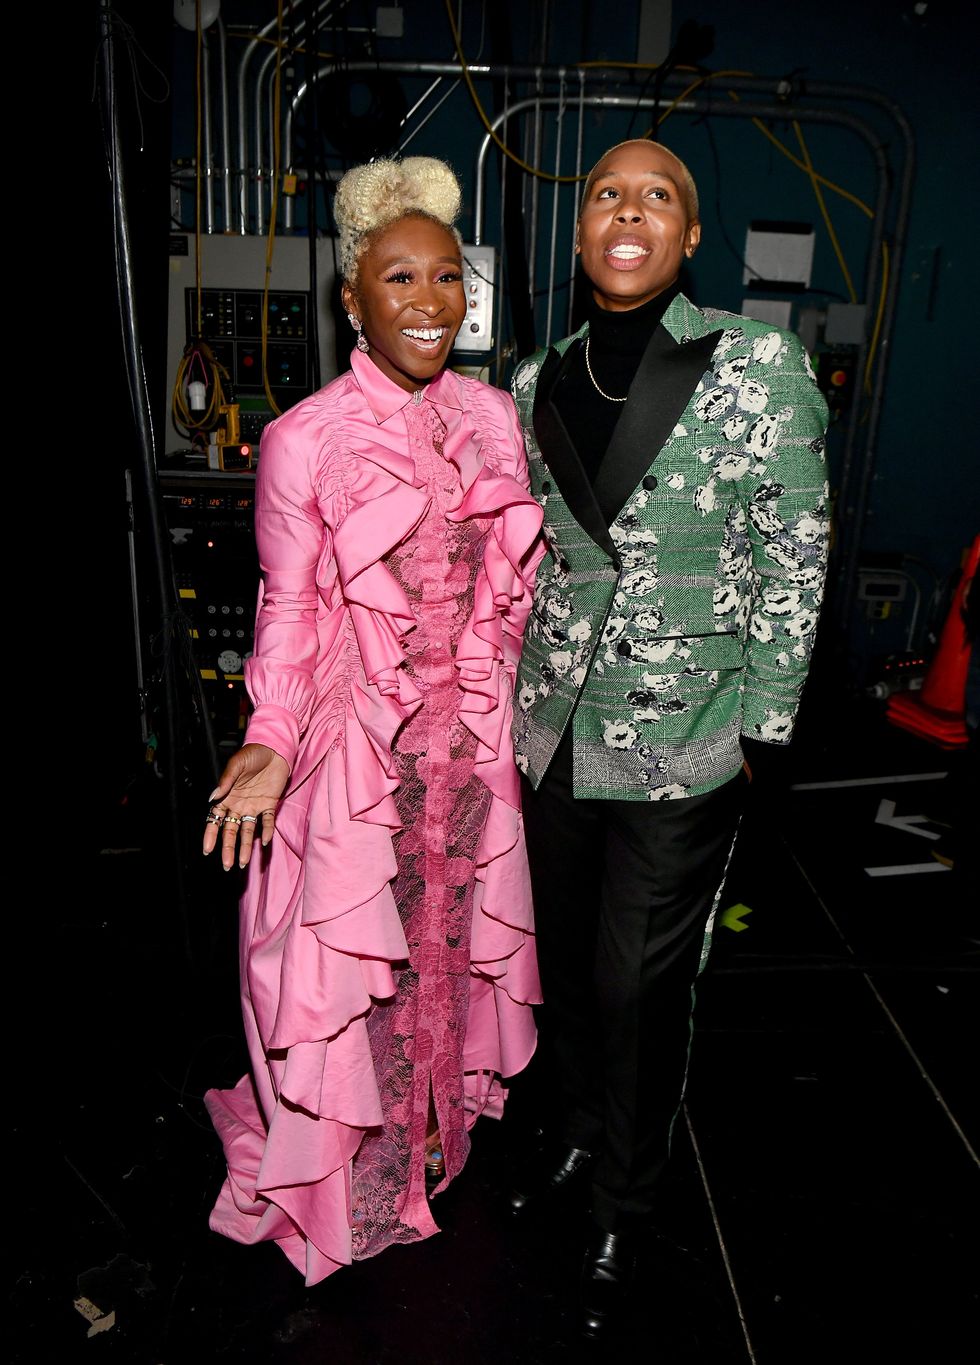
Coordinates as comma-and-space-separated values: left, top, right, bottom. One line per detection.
507, 138, 830, 1342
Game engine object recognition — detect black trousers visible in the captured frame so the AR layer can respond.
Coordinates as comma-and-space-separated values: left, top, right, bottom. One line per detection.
521, 736, 746, 1232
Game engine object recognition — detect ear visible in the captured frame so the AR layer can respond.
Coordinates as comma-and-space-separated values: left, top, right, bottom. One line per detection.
574, 226, 581, 255
684, 220, 702, 259
340, 281, 356, 315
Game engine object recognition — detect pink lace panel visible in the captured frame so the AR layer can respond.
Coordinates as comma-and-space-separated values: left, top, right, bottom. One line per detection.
351, 399, 493, 1259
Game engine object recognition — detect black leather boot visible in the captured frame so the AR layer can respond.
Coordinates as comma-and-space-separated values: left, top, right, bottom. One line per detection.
578, 1222, 637, 1340
507, 1143, 594, 1215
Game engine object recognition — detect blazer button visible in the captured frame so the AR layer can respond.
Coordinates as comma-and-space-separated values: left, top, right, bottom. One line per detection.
541, 480, 552, 494
642, 475, 658, 490
616, 639, 632, 657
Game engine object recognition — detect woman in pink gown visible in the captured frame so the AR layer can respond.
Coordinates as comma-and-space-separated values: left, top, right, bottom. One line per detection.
201, 157, 545, 1285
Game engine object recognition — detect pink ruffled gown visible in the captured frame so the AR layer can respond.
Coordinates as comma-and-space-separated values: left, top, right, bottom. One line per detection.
205, 350, 545, 1284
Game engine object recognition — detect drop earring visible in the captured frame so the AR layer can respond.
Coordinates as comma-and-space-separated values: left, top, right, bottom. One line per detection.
348, 311, 370, 353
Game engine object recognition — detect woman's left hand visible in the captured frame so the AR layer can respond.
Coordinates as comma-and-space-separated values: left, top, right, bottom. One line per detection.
203, 743, 290, 870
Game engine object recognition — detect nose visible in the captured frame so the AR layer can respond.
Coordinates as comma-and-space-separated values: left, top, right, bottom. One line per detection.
615, 200, 643, 224
413, 282, 446, 317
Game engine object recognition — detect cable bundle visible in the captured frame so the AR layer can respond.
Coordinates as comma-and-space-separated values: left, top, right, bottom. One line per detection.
171, 338, 231, 445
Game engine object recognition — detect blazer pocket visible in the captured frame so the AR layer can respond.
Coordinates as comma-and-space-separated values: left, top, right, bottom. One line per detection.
655, 628, 745, 671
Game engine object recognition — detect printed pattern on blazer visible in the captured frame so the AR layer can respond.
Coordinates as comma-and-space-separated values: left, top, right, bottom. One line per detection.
510, 292, 830, 801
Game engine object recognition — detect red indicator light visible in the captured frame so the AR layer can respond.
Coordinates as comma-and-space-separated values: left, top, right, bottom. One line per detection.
831, 369, 848, 387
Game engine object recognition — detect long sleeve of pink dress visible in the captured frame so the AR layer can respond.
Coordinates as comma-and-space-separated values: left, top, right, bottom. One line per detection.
204, 350, 546, 1285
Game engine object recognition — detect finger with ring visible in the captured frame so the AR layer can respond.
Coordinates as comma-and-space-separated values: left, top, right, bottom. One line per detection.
223, 815, 242, 825
205, 814, 223, 826
240, 814, 258, 824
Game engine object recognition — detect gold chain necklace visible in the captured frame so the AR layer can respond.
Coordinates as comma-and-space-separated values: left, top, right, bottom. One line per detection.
584, 337, 628, 403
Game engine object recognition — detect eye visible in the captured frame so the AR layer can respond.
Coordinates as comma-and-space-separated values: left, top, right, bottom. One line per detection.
596, 186, 619, 199
384, 270, 414, 285
437, 270, 463, 283
648, 186, 669, 200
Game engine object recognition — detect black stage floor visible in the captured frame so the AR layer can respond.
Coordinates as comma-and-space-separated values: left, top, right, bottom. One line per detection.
21, 695, 979, 1363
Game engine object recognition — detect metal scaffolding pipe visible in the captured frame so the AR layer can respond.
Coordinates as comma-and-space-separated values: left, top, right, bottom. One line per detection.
228, 54, 913, 645
217, 15, 232, 232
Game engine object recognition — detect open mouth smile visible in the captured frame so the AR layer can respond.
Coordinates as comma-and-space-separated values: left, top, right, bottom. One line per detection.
603, 238, 652, 271
401, 326, 450, 350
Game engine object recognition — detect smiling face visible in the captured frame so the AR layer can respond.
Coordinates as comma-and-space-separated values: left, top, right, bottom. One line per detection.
576, 140, 701, 312
341, 213, 466, 392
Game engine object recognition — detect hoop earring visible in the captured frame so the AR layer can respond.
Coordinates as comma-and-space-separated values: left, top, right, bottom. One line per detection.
348, 311, 370, 353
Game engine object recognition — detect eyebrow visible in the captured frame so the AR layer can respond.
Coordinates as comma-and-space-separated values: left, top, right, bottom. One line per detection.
377, 254, 461, 267
590, 169, 681, 191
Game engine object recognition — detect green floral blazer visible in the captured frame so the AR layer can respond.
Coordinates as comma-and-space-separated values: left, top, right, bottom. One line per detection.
510, 292, 830, 801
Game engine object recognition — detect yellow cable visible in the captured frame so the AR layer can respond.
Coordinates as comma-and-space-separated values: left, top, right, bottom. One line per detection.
261, 0, 285, 419
645, 68, 756, 135
170, 6, 237, 443
792, 120, 857, 303
443, 0, 585, 183
864, 240, 890, 393
648, 73, 712, 133
194, 2, 203, 336
726, 90, 874, 219
445, 0, 755, 186
442, 12, 877, 223
171, 341, 230, 438
228, 14, 875, 232
225, 29, 336, 61
231, 18, 884, 394
575, 60, 664, 71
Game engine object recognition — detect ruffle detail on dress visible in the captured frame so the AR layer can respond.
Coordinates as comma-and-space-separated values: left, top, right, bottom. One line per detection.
446, 448, 545, 1092
205, 1072, 361, 1282
452, 462, 545, 800
206, 380, 545, 1286
464, 802, 540, 1084
206, 734, 413, 1285
207, 463, 438, 1282
333, 480, 430, 823
263, 744, 408, 1055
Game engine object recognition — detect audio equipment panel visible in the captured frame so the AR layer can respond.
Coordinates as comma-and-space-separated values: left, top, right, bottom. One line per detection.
165, 233, 339, 457
158, 469, 260, 748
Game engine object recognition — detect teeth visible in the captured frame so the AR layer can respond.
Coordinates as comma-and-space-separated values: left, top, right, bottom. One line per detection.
402, 328, 446, 341
608, 245, 648, 260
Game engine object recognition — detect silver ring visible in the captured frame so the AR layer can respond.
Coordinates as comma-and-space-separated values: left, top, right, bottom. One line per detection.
205, 814, 223, 826
261, 809, 277, 818
240, 814, 258, 824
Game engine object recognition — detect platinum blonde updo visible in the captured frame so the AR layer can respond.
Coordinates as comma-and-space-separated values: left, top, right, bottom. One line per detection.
334, 156, 463, 282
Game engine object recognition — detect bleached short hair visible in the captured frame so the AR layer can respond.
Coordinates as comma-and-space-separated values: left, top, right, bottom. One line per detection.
334, 156, 463, 282
580, 139, 700, 221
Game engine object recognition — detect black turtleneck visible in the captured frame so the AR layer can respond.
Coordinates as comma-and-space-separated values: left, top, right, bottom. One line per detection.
553, 283, 680, 484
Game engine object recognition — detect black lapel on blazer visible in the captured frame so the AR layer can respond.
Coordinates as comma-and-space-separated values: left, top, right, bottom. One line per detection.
532, 341, 620, 559
592, 326, 723, 526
